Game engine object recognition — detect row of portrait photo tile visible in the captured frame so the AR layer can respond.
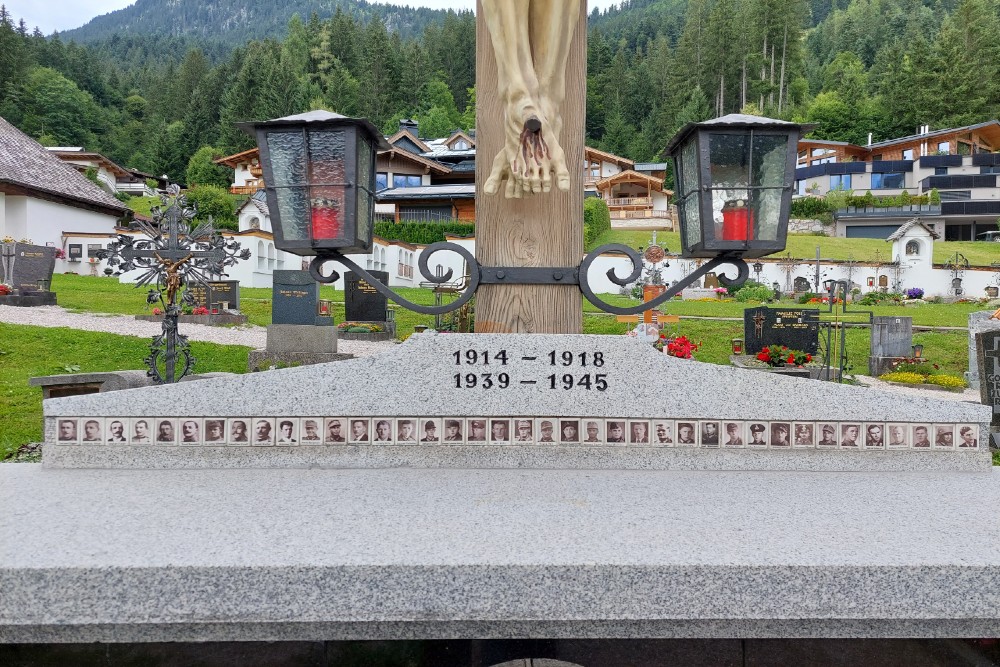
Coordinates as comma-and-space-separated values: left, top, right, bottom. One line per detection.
53, 417, 981, 449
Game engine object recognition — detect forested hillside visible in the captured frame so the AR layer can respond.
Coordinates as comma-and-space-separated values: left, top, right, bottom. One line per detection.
1, 0, 998, 190
62, 0, 449, 44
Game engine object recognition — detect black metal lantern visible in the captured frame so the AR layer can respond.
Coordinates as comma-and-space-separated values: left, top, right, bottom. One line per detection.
239, 110, 390, 256
665, 114, 808, 259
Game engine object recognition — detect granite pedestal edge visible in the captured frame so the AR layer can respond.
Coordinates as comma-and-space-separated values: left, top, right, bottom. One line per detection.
41, 443, 993, 472
5, 466, 1000, 643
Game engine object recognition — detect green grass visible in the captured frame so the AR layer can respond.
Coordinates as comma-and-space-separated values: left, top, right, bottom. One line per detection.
587, 229, 1000, 266
124, 196, 162, 218
0, 323, 251, 460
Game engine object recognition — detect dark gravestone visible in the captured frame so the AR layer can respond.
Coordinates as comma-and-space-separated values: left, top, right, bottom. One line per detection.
272, 270, 331, 326
186, 280, 241, 311
976, 330, 1000, 435
1, 242, 56, 292
869, 316, 915, 376
793, 276, 811, 293
345, 271, 389, 322
744, 306, 820, 354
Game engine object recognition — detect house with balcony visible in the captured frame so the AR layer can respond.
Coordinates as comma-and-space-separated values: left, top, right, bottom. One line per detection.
214, 120, 670, 227
794, 121, 1000, 239
46, 147, 164, 197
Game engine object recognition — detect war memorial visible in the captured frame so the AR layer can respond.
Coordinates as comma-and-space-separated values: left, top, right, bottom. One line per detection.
3, 1, 1000, 664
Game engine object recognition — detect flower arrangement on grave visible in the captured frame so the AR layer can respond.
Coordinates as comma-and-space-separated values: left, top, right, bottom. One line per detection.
713, 287, 728, 296
337, 321, 385, 333
54, 248, 66, 259
658, 334, 699, 359
905, 287, 924, 300
151, 307, 163, 315
0, 236, 13, 244
0, 283, 11, 295
755, 344, 812, 368
191, 306, 209, 316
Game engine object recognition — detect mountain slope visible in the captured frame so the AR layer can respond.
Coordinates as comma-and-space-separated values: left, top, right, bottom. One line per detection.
61, 0, 453, 44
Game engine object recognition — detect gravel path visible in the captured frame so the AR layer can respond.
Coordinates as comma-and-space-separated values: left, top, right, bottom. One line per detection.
0, 305, 399, 358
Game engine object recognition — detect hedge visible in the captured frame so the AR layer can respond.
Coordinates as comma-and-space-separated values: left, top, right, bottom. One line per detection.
583, 197, 611, 248
374, 221, 475, 245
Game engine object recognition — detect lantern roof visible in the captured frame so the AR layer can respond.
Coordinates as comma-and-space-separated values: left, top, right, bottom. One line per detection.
237, 110, 391, 150
665, 114, 810, 156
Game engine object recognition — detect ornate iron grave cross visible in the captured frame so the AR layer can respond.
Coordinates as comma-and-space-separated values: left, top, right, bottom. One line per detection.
99, 186, 250, 383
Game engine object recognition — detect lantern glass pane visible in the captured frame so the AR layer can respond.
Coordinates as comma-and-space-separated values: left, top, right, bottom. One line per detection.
751, 134, 788, 187
266, 131, 310, 241
680, 138, 699, 197
307, 130, 347, 241
682, 197, 702, 248
708, 133, 751, 242
355, 133, 374, 244
751, 188, 783, 242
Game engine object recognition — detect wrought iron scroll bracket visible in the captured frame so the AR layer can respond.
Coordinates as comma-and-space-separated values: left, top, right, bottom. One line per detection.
579, 244, 749, 316
309, 241, 750, 318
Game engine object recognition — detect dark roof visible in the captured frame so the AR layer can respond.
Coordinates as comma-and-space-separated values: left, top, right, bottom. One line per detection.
450, 159, 477, 173
376, 184, 475, 202
0, 116, 127, 215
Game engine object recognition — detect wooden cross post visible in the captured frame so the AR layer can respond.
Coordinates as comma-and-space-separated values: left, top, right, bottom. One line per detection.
474, 0, 587, 333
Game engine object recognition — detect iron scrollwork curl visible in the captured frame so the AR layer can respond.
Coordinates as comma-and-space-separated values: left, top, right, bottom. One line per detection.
309, 241, 481, 315
579, 244, 750, 316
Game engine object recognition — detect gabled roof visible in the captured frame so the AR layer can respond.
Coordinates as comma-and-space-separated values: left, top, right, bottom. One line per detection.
445, 130, 475, 149
236, 190, 269, 217
47, 148, 132, 179
594, 169, 669, 193
886, 218, 940, 241
0, 116, 127, 216
387, 128, 431, 154
381, 146, 451, 175
214, 147, 259, 168
585, 146, 634, 168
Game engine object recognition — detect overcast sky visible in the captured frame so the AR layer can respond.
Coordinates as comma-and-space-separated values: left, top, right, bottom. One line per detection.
7, 0, 622, 35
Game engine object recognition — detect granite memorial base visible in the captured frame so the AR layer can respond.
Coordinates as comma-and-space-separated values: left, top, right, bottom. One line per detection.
135, 312, 248, 326
0, 291, 56, 307
5, 334, 998, 649
248, 324, 353, 371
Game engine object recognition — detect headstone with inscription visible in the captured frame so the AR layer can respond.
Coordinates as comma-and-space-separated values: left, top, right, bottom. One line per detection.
248, 270, 348, 371
186, 280, 241, 311
272, 269, 331, 327
967, 311, 1000, 390
869, 316, 914, 376
976, 329, 1000, 438
345, 271, 389, 323
0, 241, 57, 306
744, 306, 820, 355
793, 276, 811, 293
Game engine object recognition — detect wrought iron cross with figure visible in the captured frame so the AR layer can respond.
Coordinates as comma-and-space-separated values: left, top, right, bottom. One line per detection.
99, 185, 250, 383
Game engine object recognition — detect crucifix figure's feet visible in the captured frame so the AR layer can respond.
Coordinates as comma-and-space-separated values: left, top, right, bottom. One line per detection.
484, 103, 571, 198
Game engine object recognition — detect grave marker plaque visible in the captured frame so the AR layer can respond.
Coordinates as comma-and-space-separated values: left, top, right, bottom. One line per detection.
0, 242, 56, 292
345, 271, 389, 322
976, 330, 1000, 431
744, 306, 820, 354
186, 280, 240, 310
272, 270, 330, 326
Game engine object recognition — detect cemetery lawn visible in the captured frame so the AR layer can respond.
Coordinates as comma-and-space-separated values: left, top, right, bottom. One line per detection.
0, 323, 251, 461
588, 230, 1000, 266
45, 274, 974, 374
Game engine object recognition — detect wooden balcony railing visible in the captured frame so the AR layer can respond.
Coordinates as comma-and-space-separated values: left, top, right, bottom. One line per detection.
230, 185, 262, 195
249, 165, 263, 178
607, 196, 652, 207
